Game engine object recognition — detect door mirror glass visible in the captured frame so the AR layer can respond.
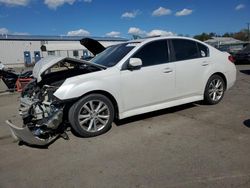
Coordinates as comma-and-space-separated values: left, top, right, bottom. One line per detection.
128, 58, 142, 70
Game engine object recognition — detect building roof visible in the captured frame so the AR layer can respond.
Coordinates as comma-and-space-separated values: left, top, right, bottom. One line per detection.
0, 34, 128, 42
205, 37, 244, 46
41, 43, 86, 51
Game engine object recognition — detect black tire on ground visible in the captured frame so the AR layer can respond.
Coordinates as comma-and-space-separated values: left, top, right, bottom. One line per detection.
68, 94, 114, 137
203, 74, 226, 105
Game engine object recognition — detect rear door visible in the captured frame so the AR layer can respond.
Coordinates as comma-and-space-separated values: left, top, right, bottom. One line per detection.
170, 39, 210, 98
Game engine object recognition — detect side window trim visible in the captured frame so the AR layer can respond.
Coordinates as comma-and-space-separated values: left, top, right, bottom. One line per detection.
166, 39, 173, 63
195, 42, 200, 58
196, 42, 210, 58
168, 39, 176, 62
122, 39, 170, 70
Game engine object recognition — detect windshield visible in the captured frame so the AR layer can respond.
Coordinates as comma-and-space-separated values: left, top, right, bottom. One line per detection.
90, 43, 135, 67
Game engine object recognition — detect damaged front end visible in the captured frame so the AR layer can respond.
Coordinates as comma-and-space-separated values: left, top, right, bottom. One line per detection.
6, 82, 65, 146
6, 56, 104, 146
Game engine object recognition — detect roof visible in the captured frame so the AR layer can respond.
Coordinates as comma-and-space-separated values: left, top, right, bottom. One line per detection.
129, 35, 206, 44
0, 34, 128, 42
41, 43, 85, 51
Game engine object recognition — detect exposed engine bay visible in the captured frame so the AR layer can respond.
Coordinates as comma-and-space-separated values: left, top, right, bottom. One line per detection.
6, 57, 105, 146
20, 81, 64, 138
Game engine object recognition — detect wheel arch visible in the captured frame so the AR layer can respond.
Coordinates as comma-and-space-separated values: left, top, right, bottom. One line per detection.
210, 72, 227, 90
203, 72, 227, 105
81, 90, 120, 119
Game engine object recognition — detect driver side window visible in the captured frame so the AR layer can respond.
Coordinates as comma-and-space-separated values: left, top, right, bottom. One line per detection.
132, 40, 169, 67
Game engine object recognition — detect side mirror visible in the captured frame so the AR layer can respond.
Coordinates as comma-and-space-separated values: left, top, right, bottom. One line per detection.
128, 58, 142, 70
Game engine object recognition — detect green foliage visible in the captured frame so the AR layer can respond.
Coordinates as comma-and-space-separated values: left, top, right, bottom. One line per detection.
194, 32, 212, 41
193, 28, 249, 42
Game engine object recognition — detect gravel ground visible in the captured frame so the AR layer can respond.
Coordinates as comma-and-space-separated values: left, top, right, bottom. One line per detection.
0, 64, 250, 188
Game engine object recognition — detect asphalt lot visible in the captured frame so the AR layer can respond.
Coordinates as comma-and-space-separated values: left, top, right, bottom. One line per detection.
0, 64, 250, 188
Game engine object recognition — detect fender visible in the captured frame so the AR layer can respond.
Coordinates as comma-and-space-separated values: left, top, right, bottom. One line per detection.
53, 67, 123, 108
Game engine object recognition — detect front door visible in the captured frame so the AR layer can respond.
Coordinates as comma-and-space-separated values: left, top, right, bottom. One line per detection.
120, 40, 176, 114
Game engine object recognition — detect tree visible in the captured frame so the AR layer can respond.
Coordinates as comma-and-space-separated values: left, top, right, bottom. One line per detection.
222, 32, 233, 37
194, 32, 211, 41
209, 32, 216, 37
193, 29, 249, 42
233, 29, 248, 41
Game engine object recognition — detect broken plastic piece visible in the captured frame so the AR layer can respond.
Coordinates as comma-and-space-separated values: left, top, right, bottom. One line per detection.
6, 120, 58, 146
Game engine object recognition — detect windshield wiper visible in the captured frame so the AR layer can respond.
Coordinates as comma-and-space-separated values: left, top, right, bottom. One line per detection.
93, 63, 107, 70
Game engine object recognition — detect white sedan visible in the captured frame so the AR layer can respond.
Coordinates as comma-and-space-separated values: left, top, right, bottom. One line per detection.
7, 36, 236, 146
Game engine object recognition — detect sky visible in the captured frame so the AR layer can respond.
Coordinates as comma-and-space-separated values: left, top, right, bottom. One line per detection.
0, 0, 249, 38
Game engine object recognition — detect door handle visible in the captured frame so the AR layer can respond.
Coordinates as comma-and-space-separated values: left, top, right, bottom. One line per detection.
201, 61, 209, 66
163, 68, 173, 73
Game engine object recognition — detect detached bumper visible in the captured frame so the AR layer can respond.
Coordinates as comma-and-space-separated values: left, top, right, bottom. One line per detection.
6, 120, 58, 146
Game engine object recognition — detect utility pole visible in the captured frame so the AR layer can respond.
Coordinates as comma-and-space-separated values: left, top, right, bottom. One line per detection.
247, 22, 250, 42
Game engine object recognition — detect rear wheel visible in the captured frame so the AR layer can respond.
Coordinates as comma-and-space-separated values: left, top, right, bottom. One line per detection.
204, 75, 225, 105
69, 94, 114, 137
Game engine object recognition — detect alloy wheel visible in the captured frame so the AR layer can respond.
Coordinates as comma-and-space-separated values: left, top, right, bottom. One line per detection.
208, 79, 224, 102
78, 100, 110, 133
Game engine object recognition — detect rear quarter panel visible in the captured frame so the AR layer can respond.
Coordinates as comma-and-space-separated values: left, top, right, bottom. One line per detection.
207, 48, 236, 90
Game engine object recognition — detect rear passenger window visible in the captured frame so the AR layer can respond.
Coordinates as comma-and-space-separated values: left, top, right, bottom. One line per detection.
133, 40, 169, 67
197, 42, 209, 57
172, 39, 199, 61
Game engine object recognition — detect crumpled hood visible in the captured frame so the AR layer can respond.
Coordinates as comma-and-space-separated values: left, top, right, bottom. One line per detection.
33, 56, 65, 82
33, 56, 106, 83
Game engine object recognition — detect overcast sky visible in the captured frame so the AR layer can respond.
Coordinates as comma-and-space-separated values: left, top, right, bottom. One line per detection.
0, 0, 249, 38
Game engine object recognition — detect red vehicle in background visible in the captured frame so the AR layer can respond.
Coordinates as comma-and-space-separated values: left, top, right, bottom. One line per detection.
0, 62, 33, 92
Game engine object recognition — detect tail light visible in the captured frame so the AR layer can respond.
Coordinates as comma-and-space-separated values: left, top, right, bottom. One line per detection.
228, 55, 235, 63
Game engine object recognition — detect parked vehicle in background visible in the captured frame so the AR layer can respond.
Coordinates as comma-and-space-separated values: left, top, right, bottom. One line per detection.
234, 43, 250, 63
6, 36, 237, 146
217, 45, 244, 55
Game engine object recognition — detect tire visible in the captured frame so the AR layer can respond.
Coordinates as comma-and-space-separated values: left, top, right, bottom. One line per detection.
203, 75, 226, 105
69, 94, 114, 137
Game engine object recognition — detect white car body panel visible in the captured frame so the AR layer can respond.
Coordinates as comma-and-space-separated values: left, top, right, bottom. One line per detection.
175, 57, 209, 97
120, 95, 203, 119
120, 62, 175, 113
54, 67, 121, 102
50, 36, 236, 120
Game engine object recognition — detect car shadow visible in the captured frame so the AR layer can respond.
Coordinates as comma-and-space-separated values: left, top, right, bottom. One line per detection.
115, 103, 197, 126
240, 70, 250, 75
243, 119, 250, 128
17, 135, 62, 149
17, 103, 201, 147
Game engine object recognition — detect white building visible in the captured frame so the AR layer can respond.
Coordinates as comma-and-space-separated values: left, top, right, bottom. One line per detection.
204, 37, 245, 53
0, 35, 127, 67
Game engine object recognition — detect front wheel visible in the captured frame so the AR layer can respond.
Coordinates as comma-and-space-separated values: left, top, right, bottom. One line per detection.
203, 75, 226, 105
69, 94, 114, 137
